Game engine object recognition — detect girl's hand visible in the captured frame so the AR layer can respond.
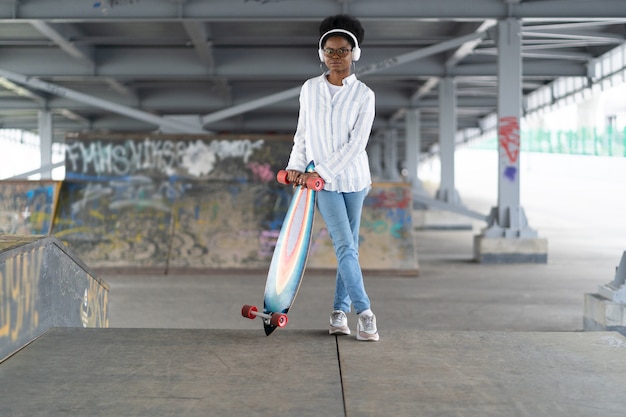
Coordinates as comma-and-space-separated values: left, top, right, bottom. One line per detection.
286, 170, 302, 184
297, 172, 321, 187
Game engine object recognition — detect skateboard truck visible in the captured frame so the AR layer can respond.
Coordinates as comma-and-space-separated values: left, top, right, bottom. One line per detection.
241, 304, 288, 328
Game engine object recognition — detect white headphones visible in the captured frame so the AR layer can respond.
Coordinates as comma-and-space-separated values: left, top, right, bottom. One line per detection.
318, 29, 361, 62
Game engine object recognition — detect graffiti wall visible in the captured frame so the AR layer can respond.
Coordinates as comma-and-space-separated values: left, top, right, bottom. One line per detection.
55, 134, 296, 271
0, 181, 60, 235
0, 133, 417, 273
0, 236, 109, 361
307, 183, 417, 272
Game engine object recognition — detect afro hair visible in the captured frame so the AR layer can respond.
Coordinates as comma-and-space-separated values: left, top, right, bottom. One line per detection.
319, 14, 365, 48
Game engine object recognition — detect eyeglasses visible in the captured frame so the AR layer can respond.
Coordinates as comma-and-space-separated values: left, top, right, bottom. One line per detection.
322, 48, 352, 57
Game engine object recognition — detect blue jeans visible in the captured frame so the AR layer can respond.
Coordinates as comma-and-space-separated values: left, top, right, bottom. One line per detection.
316, 188, 371, 314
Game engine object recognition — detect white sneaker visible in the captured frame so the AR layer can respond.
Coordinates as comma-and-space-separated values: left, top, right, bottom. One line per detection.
329, 310, 351, 335
356, 312, 379, 341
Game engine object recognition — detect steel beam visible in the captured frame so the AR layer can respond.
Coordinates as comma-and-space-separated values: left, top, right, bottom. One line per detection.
4, 161, 64, 180
202, 31, 488, 126
2, 0, 626, 20
0, 68, 207, 134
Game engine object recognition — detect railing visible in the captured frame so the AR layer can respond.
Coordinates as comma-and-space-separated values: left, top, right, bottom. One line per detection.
468, 126, 626, 157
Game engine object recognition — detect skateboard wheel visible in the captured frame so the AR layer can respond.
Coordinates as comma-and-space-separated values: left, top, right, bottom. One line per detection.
270, 313, 288, 328
276, 170, 290, 185
242, 304, 258, 319
306, 177, 324, 191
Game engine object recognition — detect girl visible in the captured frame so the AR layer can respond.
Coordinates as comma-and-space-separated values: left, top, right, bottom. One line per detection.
285, 14, 379, 341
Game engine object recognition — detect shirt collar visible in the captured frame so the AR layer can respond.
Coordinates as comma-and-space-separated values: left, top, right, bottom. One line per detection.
319, 72, 357, 86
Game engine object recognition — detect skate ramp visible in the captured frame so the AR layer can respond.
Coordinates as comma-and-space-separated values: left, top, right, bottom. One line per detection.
0, 235, 109, 361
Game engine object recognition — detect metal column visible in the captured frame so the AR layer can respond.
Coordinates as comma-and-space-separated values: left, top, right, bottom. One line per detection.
405, 109, 428, 205
384, 129, 401, 181
38, 110, 53, 180
436, 77, 461, 204
484, 18, 537, 238
368, 135, 383, 180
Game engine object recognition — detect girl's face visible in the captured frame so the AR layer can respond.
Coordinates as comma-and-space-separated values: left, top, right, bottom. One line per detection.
322, 35, 353, 75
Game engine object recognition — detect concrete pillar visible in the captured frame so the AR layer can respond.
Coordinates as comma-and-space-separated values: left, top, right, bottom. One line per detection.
38, 110, 53, 180
405, 108, 428, 203
435, 77, 461, 204
474, 18, 547, 263
368, 134, 383, 180
383, 129, 401, 181
415, 80, 472, 230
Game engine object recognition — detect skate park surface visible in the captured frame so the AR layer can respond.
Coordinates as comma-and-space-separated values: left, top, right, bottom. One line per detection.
2, 151, 626, 416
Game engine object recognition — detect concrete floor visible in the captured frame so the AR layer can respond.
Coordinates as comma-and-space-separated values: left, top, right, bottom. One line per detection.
2, 151, 626, 417
104, 151, 626, 334
103, 226, 603, 333
2, 328, 626, 417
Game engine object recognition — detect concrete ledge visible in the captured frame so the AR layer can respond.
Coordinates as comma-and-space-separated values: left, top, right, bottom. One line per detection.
583, 292, 626, 336
473, 235, 548, 264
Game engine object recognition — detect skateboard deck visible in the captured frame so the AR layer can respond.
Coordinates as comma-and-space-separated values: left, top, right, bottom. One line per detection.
242, 161, 323, 335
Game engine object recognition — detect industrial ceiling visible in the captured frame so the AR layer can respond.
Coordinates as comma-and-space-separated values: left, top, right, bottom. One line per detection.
0, 0, 625, 153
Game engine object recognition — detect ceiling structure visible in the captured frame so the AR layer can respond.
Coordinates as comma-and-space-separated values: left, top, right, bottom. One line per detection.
0, 0, 625, 154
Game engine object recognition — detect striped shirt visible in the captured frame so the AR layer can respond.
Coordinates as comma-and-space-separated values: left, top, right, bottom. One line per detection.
286, 73, 375, 192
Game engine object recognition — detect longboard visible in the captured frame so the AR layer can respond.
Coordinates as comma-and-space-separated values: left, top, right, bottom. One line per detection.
242, 162, 323, 335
